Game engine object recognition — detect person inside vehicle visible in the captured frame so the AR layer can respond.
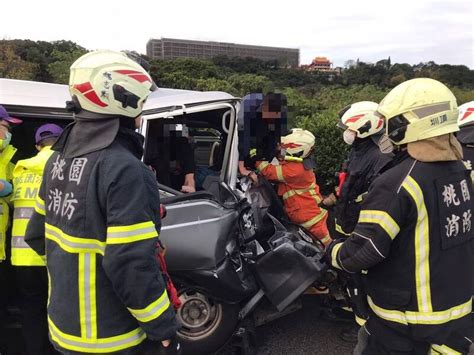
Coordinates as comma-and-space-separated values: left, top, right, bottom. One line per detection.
0, 105, 22, 353
255, 128, 332, 247
328, 78, 473, 354
25, 50, 180, 354
154, 124, 196, 193
11, 123, 63, 355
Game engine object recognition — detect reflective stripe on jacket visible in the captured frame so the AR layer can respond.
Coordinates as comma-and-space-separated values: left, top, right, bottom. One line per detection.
0, 145, 17, 261
11, 146, 53, 266
25, 131, 179, 353
332, 155, 473, 340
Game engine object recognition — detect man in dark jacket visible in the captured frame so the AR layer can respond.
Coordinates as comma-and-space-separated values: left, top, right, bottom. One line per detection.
25, 50, 180, 354
332, 101, 393, 341
328, 78, 473, 354
335, 101, 393, 238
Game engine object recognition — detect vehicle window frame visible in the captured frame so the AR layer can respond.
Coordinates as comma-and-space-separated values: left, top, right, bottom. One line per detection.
140, 102, 238, 190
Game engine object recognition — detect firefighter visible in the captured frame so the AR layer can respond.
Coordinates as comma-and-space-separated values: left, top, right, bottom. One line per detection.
11, 124, 63, 354
328, 78, 473, 354
256, 128, 332, 247
25, 50, 180, 354
0, 105, 21, 351
330, 102, 394, 342
334, 101, 393, 238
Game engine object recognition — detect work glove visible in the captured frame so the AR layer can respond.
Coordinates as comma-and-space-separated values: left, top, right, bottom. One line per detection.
244, 148, 262, 169
324, 239, 345, 269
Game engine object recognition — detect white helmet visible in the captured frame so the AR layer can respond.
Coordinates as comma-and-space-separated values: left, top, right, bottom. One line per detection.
69, 50, 156, 118
281, 128, 315, 159
378, 78, 459, 145
458, 101, 474, 127
338, 101, 384, 138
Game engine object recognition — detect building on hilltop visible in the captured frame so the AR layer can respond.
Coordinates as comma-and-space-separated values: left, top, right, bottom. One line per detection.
302, 56, 342, 79
146, 37, 300, 67
305, 57, 334, 72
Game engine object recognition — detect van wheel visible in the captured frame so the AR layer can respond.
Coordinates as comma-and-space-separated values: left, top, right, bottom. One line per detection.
176, 289, 239, 354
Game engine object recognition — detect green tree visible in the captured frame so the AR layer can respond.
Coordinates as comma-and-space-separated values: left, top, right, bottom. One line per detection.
0, 42, 37, 80
47, 48, 88, 84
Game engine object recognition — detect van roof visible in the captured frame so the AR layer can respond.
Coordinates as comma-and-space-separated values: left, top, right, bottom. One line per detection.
0, 79, 236, 118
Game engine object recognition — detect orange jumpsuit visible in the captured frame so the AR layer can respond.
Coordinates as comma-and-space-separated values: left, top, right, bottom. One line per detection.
256, 160, 332, 246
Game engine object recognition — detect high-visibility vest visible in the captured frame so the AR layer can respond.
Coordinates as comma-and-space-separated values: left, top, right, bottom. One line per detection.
11, 146, 53, 266
0, 145, 17, 261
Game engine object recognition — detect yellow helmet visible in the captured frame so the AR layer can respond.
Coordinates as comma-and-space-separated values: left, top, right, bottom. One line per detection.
281, 128, 315, 159
458, 101, 474, 127
69, 50, 156, 118
338, 101, 384, 138
377, 78, 459, 145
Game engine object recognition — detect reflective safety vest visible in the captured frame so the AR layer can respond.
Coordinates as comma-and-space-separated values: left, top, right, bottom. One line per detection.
0, 145, 17, 261
11, 146, 53, 266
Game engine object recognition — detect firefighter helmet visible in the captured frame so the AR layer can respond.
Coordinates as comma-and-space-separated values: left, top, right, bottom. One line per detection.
377, 78, 459, 145
69, 50, 156, 118
458, 101, 474, 127
338, 101, 384, 138
281, 128, 315, 159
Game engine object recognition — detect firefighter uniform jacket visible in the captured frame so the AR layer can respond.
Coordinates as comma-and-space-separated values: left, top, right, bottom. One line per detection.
331, 152, 473, 342
0, 145, 16, 261
11, 146, 53, 266
25, 130, 178, 353
335, 139, 392, 236
257, 159, 330, 245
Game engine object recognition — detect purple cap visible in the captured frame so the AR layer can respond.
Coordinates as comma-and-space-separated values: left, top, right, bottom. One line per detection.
0, 105, 22, 125
35, 124, 64, 144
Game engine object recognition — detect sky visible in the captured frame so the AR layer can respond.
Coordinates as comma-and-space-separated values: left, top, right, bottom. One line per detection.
2, 0, 473, 68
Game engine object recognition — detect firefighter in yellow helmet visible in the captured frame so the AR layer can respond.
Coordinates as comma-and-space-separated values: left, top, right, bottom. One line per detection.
256, 128, 332, 247
11, 124, 63, 355
327, 78, 473, 354
25, 50, 180, 354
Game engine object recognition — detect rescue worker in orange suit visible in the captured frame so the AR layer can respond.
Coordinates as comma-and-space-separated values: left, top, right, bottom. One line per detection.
256, 128, 332, 247
0, 105, 22, 354
327, 78, 473, 354
25, 50, 180, 354
11, 124, 63, 355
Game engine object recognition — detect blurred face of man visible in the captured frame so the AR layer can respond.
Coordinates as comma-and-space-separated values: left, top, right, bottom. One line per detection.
262, 101, 282, 120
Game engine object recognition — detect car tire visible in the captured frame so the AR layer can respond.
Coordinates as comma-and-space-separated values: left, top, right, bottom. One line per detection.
176, 287, 240, 354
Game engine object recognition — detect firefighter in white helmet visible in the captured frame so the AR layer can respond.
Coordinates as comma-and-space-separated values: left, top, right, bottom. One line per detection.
335, 101, 393, 237
255, 128, 332, 247
328, 78, 473, 354
332, 101, 394, 342
25, 50, 180, 354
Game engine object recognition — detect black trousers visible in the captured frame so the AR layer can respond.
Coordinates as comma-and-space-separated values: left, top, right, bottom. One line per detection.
356, 315, 471, 355
15, 266, 57, 355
